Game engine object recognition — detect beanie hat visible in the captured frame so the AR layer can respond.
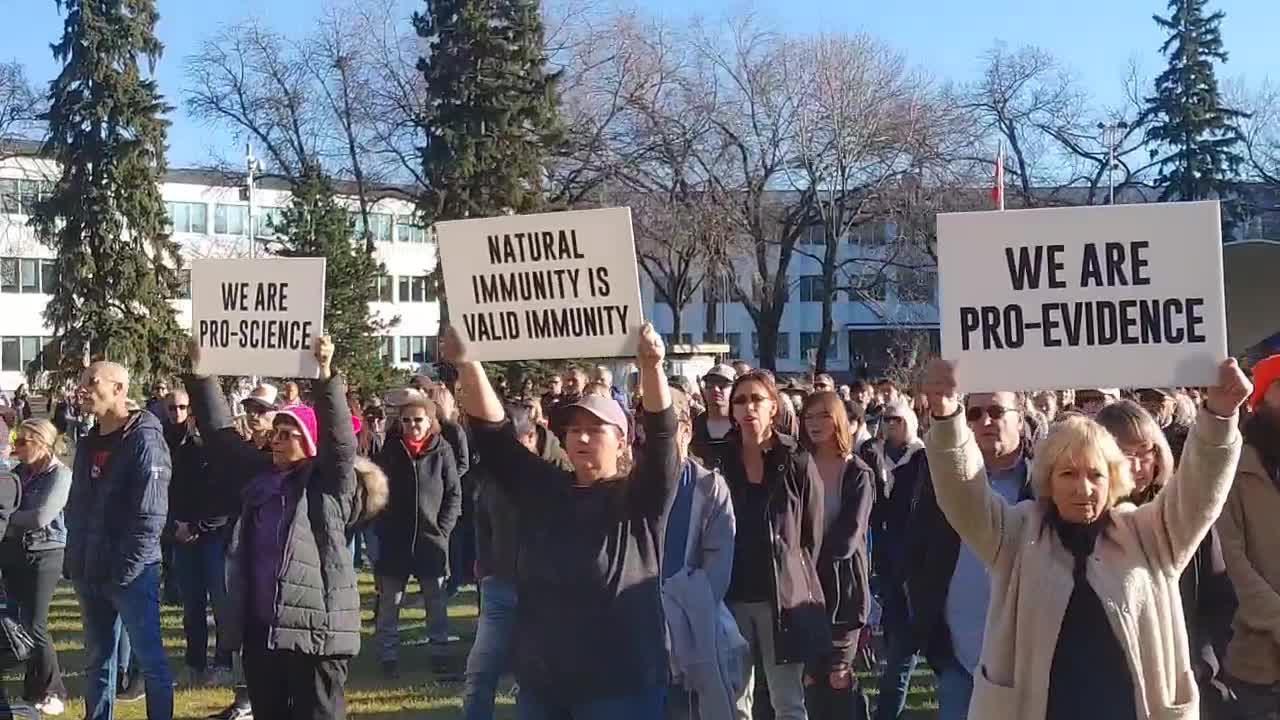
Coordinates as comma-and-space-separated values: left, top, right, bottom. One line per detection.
1249, 354, 1280, 411
275, 405, 319, 458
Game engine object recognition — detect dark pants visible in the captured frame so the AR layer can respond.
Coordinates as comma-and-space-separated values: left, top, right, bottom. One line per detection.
76, 563, 174, 720
448, 513, 476, 593
2, 547, 66, 701
517, 685, 666, 720
243, 627, 349, 720
874, 604, 919, 720
1227, 676, 1280, 719
174, 537, 232, 670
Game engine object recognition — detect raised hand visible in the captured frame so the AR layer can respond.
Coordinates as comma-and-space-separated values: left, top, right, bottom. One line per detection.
923, 358, 961, 419
187, 338, 204, 376
1204, 358, 1252, 418
313, 335, 334, 379
440, 325, 468, 366
636, 323, 664, 368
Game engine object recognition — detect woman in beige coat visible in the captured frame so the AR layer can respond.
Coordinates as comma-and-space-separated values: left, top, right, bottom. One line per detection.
920, 359, 1251, 720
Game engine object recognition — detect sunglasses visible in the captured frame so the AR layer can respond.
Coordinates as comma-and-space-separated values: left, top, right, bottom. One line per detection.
966, 405, 1013, 423
167, 404, 189, 411
271, 428, 303, 442
731, 393, 771, 406
244, 404, 269, 416
400, 416, 429, 425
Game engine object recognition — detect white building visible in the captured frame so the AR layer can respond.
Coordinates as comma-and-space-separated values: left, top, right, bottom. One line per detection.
644, 220, 940, 378
0, 148, 440, 391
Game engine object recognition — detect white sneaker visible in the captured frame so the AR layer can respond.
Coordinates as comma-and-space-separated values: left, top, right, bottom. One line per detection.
36, 696, 66, 716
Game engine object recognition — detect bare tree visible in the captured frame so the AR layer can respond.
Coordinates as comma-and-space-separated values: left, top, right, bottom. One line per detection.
0, 61, 45, 151
1237, 78, 1280, 184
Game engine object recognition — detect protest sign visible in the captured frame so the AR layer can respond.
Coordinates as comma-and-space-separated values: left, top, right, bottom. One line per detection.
191, 258, 327, 378
937, 201, 1227, 392
436, 207, 645, 362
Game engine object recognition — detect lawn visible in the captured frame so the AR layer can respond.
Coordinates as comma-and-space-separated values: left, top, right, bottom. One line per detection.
18, 575, 939, 719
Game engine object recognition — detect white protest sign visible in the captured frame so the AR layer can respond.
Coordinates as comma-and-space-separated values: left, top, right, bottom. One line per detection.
191, 258, 327, 378
436, 207, 644, 362
937, 201, 1227, 393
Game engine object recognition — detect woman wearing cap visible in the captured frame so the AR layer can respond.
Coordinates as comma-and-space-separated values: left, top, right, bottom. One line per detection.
799, 392, 874, 717
444, 322, 679, 719
371, 394, 462, 670
1, 419, 70, 715
185, 337, 387, 719
920, 358, 1250, 719
722, 369, 826, 720
1096, 401, 1237, 717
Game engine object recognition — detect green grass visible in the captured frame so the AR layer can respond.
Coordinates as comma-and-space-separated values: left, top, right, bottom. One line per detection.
15, 575, 939, 719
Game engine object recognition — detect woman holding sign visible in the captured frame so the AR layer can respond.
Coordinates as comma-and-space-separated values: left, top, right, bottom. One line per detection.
444, 322, 679, 720
919, 358, 1250, 720
185, 337, 387, 720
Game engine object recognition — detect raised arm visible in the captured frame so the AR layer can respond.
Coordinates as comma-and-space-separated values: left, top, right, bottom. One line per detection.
312, 337, 358, 500
183, 340, 271, 482
1135, 359, 1247, 573
631, 324, 680, 518
921, 360, 1013, 567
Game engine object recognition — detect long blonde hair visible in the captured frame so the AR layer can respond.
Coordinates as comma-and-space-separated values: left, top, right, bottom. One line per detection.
18, 418, 65, 460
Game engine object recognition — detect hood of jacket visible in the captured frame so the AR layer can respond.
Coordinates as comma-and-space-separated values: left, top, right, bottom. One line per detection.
352, 456, 389, 524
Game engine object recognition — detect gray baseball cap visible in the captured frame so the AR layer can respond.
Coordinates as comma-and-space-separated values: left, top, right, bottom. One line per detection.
564, 395, 628, 436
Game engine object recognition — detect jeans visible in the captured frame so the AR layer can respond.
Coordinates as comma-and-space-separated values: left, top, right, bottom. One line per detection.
375, 571, 451, 661
463, 577, 518, 720
934, 658, 974, 720
1, 547, 66, 701
517, 684, 666, 720
873, 621, 919, 720
243, 625, 348, 720
174, 536, 232, 671
77, 563, 174, 720
730, 602, 807, 720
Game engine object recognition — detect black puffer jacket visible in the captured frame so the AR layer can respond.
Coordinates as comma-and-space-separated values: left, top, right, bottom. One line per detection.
816, 456, 875, 666
165, 422, 236, 535
186, 372, 366, 657
372, 432, 461, 580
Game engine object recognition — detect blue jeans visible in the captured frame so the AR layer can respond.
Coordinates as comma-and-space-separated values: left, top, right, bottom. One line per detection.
463, 577, 518, 720
77, 563, 174, 720
874, 621, 919, 720
935, 659, 974, 720
517, 684, 666, 720
174, 537, 232, 670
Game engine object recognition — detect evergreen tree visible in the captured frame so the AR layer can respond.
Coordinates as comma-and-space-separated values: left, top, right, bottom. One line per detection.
33, 0, 185, 382
268, 165, 402, 395
1144, 0, 1247, 207
415, 0, 565, 317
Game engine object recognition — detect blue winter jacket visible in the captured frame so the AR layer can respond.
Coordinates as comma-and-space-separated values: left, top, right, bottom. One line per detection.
65, 410, 171, 587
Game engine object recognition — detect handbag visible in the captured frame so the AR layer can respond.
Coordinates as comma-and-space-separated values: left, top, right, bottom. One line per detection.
0, 615, 35, 667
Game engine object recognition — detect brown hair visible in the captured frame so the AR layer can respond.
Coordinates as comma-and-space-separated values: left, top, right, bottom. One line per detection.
1094, 400, 1175, 496
800, 391, 852, 457
729, 370, 783, 430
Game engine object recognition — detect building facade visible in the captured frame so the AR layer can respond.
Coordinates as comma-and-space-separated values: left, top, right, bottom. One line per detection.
0, 152, 440, 391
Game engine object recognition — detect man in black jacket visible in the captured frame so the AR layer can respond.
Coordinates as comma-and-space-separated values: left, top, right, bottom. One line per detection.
689, 364, 735, 473
68, 362, 174, 720
905, 391, 1033, 720
165, 390, 236, 688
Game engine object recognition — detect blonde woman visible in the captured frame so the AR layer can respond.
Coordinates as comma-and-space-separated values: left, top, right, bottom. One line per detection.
921, 359, 1250, 719
2, 419, 71, 715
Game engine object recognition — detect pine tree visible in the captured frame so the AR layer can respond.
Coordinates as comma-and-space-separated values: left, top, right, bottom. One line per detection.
1144, 0, 1247, 207
33, 0, 186, 383
415, 0, 565, 317
268, 165, 401, 394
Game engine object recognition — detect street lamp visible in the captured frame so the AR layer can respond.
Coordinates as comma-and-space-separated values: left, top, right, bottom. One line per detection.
1097, 121, 1129, 205
244, 143, 263, 257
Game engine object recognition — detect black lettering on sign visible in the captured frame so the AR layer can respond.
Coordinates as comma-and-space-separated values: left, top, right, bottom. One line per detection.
461, 311, 522, 342
1080, 244, 1104, 288
1186, 298, 1206, 342
1131, 241, 1151, 286
253, 282, 290, 312
486, 229, 587, 265
523, 305, 631, 339
960, 307, 979, 351
237, 319, 314, 350
198, 320, 232, 348
221, 282, 250, 311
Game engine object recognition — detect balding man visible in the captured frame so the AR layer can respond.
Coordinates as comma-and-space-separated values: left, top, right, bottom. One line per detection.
67, 362, 174, 720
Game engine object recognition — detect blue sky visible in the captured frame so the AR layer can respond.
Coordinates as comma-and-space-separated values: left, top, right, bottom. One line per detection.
3, 0, 1276, 168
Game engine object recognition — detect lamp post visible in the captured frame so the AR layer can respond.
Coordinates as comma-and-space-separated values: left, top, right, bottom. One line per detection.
1098, 121, 1129, 205
244, 143, 263, 257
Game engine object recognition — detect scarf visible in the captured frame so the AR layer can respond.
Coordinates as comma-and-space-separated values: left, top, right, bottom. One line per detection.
1048, 506, 1110, 580
402, 434, 430, 458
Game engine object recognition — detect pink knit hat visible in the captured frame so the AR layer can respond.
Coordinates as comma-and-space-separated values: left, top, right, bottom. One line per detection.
275, 406, 319, 458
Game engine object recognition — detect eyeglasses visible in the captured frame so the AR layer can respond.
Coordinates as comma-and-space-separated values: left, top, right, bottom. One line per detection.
166, 404, 189, 411
1123, 445, 1157, 464
966, 405, 1014, 423
731, 393, 771, 406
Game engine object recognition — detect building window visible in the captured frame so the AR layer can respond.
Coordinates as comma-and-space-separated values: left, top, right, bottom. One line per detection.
0, 336, 45, 373
398, 275, 431, 303
259, 207, 285, 237
0, 259, 15, 293
662, 333, 694, 348
0, 257, 56, 294
165, 202, 208, 234
40, 259, 55, 293
798, 275, 829, 303
397, 336, 436, 364
370, 274, 394, 303
397, 216, 428, 244
0, 338, 18, 372
214, 204, 249, 235
704, 332, 742, 358
800, 224, 826, 245
379, 336, 395, 361
751, 332, 791, 359
800, 331, 839, 360
19, 259, 39, 293
847, 222, 889, 246
0, 179, 52, 216
897, 268, 936, 304
351, 212, 394, 244
849, 269, 888, 303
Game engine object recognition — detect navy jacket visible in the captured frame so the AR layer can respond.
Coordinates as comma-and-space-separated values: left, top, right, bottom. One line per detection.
65, 410, 171, 587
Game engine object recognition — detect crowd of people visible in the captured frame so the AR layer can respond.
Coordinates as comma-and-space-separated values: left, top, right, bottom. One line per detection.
0, 329, 1275, 720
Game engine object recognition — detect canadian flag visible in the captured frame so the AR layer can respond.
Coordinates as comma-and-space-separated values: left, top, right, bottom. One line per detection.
992, 141, 1005, 211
